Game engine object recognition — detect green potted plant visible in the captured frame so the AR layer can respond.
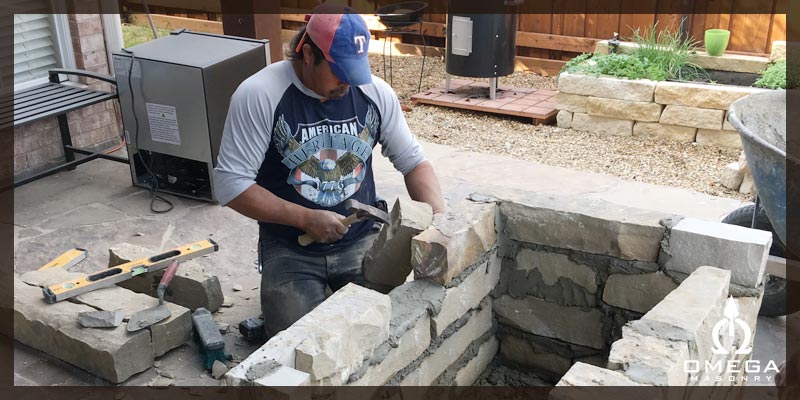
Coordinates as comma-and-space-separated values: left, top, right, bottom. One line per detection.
705, 29, 730, 56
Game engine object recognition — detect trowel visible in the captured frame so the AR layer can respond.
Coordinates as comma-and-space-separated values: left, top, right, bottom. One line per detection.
127, 260, 179, 332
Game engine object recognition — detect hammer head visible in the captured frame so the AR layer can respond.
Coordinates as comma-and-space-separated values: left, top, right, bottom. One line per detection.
344, 199, 390, 224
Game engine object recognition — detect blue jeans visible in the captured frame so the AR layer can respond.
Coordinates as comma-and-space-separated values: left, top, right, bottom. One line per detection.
258, 229, 379, 338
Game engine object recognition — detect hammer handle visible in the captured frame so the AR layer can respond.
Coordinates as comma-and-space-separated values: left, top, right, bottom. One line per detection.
297, 212, 362, 246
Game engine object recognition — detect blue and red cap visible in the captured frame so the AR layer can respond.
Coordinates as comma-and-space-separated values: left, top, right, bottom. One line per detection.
295, 6, 372, 86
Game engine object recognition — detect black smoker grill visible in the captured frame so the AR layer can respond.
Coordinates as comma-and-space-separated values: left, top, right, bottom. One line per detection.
445, 2, 522, 99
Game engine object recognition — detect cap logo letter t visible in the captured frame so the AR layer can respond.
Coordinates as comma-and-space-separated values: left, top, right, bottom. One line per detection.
354, 35, 366, 53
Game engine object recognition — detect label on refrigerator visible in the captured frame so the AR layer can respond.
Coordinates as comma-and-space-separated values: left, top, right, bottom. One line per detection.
146, 102, 181, 145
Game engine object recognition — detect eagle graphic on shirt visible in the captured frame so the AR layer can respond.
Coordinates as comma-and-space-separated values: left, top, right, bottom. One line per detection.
272, 104, 379, 207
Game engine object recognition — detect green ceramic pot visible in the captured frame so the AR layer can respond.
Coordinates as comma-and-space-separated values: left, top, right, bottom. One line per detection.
705, 29, 731, 56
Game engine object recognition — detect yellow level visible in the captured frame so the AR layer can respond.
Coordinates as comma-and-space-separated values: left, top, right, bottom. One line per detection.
38, 248, 87, 271
43, 239, 219, 304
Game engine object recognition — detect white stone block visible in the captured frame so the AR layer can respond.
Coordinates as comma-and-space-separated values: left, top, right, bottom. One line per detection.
586, 97, 663, 122
455, 336, 499, 386
664, 218, 772, 287
660, 105, 724, 130
627, 266, 730, 364
555, 93, 588, 113
696, 129, 742, 149
655, 81, 765, 110
556, 362, 645, 386
432, 253, 501, 336
607, 330, 690, 385
557, 110, 573, 129
633, 122, 697, 143
571, 113, 634, 136
294, 283, 391, 382
558, 72, 656, 102
720, 162, 745, 190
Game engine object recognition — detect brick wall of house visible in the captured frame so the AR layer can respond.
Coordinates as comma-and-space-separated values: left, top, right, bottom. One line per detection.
14, 14, 122, 179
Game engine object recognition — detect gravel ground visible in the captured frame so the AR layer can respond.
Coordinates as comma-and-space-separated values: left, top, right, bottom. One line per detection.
368, 53, 752, 202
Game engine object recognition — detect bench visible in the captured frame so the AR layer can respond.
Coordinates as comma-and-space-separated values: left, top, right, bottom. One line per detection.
10, 68, 129, 187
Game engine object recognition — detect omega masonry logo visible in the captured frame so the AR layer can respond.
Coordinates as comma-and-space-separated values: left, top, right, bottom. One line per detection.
685, 297, 779, 384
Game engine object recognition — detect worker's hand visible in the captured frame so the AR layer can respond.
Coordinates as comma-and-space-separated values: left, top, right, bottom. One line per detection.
302, 209, 349, 243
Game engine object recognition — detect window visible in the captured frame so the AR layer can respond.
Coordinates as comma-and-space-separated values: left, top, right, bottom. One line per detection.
14, 12, 75, 89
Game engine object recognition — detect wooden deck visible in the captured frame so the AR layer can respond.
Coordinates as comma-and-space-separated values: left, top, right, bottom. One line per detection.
410, 78, 558, 124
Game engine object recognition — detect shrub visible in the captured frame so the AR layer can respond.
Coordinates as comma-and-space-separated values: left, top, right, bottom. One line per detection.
754, 59, 787, 89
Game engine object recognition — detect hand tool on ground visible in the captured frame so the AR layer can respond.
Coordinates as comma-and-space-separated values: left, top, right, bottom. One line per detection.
192, 307, 231, 370
297, 199, 391, 246
127, 260, 179, 332
238, 316, 266, 342
43, 239, 218, 303
38, 248, 87, 271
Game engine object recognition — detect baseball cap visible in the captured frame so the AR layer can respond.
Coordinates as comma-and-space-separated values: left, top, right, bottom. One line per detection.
294, 4, 372, 86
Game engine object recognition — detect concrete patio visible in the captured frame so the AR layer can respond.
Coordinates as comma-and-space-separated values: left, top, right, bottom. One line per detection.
12, 139, 784, 388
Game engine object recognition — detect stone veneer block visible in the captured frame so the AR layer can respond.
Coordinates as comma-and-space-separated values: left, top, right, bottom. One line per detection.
655, 81, 766, 110
664, 218, 771, 287
602, 272, 678, 313
633, 122, 697, 143
660, 105, 724, 130
607, 330, 690, 385
556, 362, 644, 386
399, 302, 493, 386
432, 252, 501, 336
73, 286, 192, 357
14, 278, 153, 383
499, 334, 573, 378
294, 283, 391, 382
110, 243, 224, 312
555, 93, 588, 113
348, 314, 431, 386
411, 201, 496, 286
500, 197, 667, 262
454, 336, 499, 386
586, 97, 663, 122
494, 295, 605, 349
363, 198, 433, 288
693, 52, 771, 74
226, 327, 311, 385
557, 110, 573, 129
571, 113, 634, 136
696, 129, 743, 149
627, 266, 730, 363
558, 72, 656, 102
516, 249, 597, 294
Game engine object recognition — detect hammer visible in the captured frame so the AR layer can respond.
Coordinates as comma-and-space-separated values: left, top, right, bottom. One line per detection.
298, 199, 390, 246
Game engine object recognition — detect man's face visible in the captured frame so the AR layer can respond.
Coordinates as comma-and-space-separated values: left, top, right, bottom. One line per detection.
312, 59, 350, 100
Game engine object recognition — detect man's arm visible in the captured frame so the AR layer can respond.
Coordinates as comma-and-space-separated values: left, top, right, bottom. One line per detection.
404, 161, 446, 214
226, 184, 348, 243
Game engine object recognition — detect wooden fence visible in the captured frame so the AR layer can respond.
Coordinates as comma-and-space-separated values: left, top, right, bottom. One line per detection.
122, 0, 786, 65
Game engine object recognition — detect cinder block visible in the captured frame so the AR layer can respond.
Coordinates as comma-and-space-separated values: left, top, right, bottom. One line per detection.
110, 243, 224, 312
399, 302, 493, 386
454, 336, 499, 386
363, 198, 433, 288
558, 72, 656, 102
500, 197, 667, 262
663, 218, 771, 287
14, 278, 153, 383
660, 105, 724, 130
607, 330, 690, 385
294, 283, 391, 383
627, 266, 730, 364
412, 201, 496, 286
602, 272, 678, 313
73, 286, 192, 357
432, 252, 501, 336
494, 295, 604, 349
556, 362, 645, 386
